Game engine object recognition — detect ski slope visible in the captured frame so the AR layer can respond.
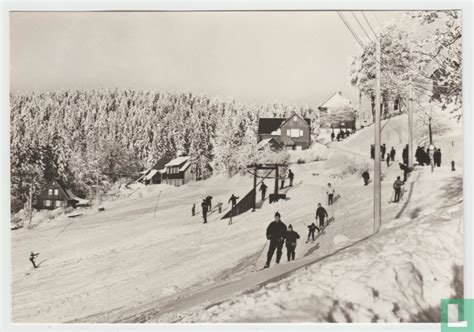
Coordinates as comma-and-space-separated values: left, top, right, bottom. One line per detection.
11, 113, 463, 323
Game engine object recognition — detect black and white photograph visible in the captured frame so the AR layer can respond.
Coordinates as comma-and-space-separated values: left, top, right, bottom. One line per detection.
3, 2, 470, 327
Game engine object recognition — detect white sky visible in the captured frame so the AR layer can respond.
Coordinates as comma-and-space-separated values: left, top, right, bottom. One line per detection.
10, 11, 402, 106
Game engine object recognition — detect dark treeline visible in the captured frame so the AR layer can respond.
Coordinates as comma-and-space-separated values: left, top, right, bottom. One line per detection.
10, 89, 319, 213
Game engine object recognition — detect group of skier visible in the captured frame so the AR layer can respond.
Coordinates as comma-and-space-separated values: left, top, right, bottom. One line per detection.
331, 128, 353, 142
370, 143, 396, 164
264, 201, 330, 269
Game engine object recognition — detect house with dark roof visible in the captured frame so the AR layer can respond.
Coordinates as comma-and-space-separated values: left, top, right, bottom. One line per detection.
257, 113, 311, 151
36, 179, 89, 210
137, 155, 173, 185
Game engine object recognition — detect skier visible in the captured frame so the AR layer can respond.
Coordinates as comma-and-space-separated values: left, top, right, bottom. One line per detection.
216, 202, 223, 214
415, 146, 423, 166
381, 144, 386, 160
362, 170, 370, 186
399, 163, 409, 182
451, 160, 456, 172
370, 144, 375, 159
201, 199, 208, 223
386, 153, 390, 167
326, 183, 335, 206
264, 212, 287, 269
315, 203, 328, 230
191, 203, 195, 217
288, 169, 294, 187
259, 182, 268, 201
228, 194, 239, 218
345, 128, 350, 137
285, 224, 300, 261
205, 196, 213, 211
393, 176, 403, 203
306, 222, 318, 242
228, 194, 239, 208
331, 131, 335, 142
29, 252, 39, 269
390, 147, 396, 161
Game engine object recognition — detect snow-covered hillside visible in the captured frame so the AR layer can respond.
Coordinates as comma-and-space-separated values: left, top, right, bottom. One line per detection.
11, 112, 463, 323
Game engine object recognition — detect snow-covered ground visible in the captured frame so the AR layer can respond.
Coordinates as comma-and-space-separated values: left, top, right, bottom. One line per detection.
11, 112, 463, 323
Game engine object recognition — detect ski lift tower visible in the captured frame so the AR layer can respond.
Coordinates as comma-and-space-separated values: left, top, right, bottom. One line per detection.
247, 163, 288, 209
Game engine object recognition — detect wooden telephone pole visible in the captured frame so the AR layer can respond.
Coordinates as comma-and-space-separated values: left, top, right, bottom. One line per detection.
408, 83, 414, 168
374, 39, 382, 234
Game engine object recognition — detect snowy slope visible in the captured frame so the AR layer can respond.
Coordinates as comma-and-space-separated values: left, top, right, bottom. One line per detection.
11, 112, 463, 323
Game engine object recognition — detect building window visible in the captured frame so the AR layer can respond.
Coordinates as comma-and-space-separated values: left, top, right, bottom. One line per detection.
286, 129, 291, 136
293, 116, 297, 122
54, 189, 59, 196
55, 200, 63, 208
44, 200, 51, 207
48, 189, 53, 196
290, 129, 300, 138
300, 129, 304, 136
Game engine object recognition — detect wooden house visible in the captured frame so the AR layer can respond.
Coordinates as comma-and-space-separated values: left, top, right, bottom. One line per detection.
257, 113, 311, 151
36, 179, 89, 210
137, 156, 173, 185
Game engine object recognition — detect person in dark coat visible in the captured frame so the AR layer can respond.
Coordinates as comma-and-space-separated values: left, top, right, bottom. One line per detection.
285, 224, 300, 261
399, 163, 409, 182
362, 170, 370, 186
451, 160, 456, 171
264, 212, 287, 268
386, 153, 390, 167
259, 182, 268, 201
415, 146, 422, 165
393, 176, 403, 202
306, 223, 318, 242
402, 144, 409, 165
435, 149, 442, 167
331, 131, 335, 141
288, 169, 294, 186
201, 199, 208, 223
205, 196, 213, 211
191, 203, 196, 217
381, 144, 386, 160
345, 129, 350, 137
390, 147, 396, 161
315, 203, 328, 229
370, 144, 375, 159
228, 194, 239, 208
424, 147, 431, 166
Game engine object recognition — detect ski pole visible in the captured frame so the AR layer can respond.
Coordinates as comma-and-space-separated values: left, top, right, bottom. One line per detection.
254, 240, 268, 266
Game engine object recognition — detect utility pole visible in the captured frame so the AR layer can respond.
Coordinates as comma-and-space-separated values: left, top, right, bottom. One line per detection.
96, 173, 100, 206
408, 83, 414, 168
374, 39, 382, 234
28, 185, 33, 227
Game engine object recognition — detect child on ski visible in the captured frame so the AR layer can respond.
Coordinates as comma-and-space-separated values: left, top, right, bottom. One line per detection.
306, 222, 318, 242
326, 183, 335, 205
285, 224, 300, 261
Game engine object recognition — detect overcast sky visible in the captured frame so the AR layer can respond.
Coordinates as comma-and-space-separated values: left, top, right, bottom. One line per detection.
10, 11, 401, 106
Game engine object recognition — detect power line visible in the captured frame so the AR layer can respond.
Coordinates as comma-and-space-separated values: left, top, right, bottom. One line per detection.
361, 11, 378, 39
337, 11, 366, 50
351, 12, 375, 43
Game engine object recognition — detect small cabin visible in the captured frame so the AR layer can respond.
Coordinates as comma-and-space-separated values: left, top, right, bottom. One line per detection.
36, 179, 89, 210
138, 156, 173, 185
161, 156, 193, 187
257, 113, 311, 151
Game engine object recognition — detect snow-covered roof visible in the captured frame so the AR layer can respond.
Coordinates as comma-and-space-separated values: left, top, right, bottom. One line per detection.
179, 161, 191, 172
144, 169, 159, 181
165, 156, 190, 167
318, 91, 353, 110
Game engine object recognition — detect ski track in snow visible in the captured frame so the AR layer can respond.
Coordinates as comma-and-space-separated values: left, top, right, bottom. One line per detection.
11, 113, 463, 323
